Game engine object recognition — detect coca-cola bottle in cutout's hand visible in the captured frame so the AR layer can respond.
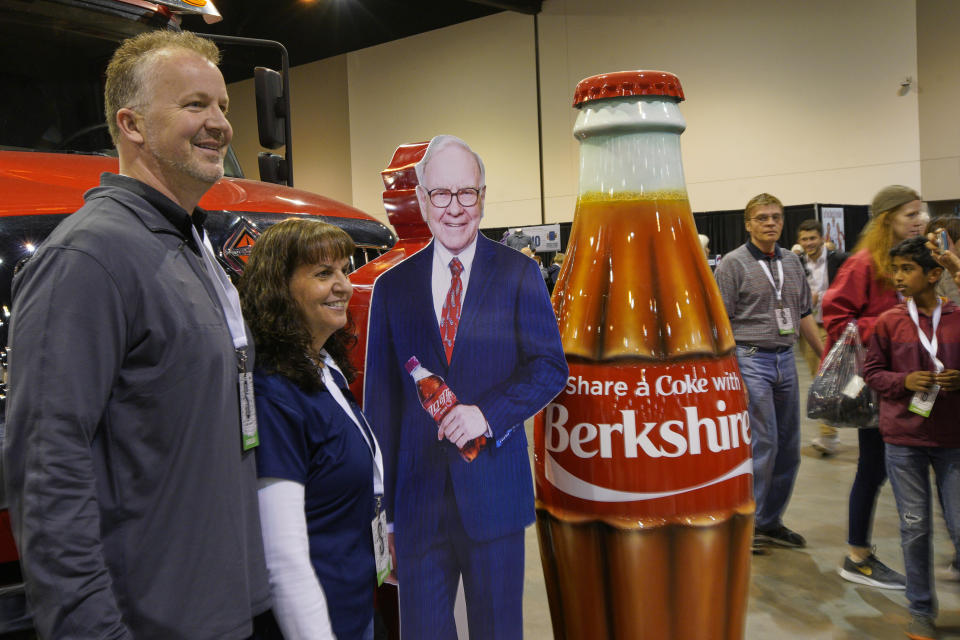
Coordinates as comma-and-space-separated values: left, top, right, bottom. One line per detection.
405, 356, 487, 462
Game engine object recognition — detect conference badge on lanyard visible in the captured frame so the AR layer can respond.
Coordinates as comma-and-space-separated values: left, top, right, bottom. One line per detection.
238, 348, 259, 450
191, 225, 259, 450
372, 495, 392, 585
759, 258, 795, 335
909, 385, 939, 418
775, 307, 795, 335
907, 297, 943, 418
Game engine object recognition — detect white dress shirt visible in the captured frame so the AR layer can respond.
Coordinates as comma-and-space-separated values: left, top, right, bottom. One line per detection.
806, 249, 828, 323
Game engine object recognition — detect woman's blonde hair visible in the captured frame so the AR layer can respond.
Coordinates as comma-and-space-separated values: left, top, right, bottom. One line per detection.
855, 185, 920, 282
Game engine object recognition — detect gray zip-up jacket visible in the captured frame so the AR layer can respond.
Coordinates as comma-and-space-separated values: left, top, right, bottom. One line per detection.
3, 177, 270, 639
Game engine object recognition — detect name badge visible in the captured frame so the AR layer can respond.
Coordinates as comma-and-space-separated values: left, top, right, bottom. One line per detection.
372, 497, 392, 586
239, 370, 259, 450
775, 307, 795, 335
909, 384, 939, 418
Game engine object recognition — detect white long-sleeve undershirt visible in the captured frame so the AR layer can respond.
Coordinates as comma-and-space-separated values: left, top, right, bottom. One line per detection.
258, 478, 337, 640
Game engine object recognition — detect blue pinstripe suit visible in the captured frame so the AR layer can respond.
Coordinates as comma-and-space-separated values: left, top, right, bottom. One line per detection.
364, 233, 566, 638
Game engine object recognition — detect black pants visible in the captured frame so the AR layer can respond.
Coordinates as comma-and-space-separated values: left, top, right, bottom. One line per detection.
249, 610, 284, 640
847, 427, 887, 547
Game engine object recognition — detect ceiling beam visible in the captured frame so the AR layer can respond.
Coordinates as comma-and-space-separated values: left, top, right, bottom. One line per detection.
468, 0, 541, 15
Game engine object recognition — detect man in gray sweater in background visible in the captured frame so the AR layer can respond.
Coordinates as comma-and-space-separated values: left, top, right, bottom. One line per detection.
714, 193, 823, 553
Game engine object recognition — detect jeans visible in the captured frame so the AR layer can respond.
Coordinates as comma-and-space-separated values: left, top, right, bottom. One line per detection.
735, 345, 801, 530
847, 427, 887, 547
885, 444, 960, 618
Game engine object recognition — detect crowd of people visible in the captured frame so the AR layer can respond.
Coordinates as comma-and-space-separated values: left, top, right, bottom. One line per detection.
2, 24, 959, 640
714, 187, 960, 640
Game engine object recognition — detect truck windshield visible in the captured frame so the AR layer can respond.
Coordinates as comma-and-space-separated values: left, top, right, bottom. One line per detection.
0, 0, 243, 178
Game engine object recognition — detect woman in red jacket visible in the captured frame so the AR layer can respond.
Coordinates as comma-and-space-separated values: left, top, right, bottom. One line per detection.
822, 184, 924, 590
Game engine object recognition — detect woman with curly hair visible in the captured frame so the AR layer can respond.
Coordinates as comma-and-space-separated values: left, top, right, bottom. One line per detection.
823, 185, 924, 592
239, 219, 382, 640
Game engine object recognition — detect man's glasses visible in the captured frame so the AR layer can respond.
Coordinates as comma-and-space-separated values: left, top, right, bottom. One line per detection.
751, 213, 783, 223
425, 187, 482, 208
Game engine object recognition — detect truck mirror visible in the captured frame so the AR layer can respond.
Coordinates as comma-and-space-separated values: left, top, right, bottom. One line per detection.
255, 67, 286, 150
258, 152, 288, 185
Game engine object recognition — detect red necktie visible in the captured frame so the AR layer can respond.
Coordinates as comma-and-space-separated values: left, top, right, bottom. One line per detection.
440, 258, 464, 363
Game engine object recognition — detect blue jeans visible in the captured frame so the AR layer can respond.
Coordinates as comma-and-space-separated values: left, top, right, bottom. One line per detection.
735, 345, 801, 530
885, 443, 960, 618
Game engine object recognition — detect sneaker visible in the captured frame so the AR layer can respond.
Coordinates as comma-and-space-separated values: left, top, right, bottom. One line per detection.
905, 614, 938, 640
838, 554, 906, 589
754, 525, 806, 548
935, 560, 959, 582
811, 436, 838, 456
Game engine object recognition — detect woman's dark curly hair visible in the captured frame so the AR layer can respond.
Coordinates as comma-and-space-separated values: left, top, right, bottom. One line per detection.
238, 218, 358, 392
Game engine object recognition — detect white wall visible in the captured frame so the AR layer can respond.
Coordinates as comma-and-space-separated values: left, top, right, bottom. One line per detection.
538, 0, 921, 219
229, 0, 928, 228
228, 54, 353, 205
346, 12, 541, 228
917, 0, 960, 202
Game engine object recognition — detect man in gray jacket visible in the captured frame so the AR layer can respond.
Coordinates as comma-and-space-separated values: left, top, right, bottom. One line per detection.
3, 31, 270, 639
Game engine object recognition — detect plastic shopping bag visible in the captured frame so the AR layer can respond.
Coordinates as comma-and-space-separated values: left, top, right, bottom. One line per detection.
806, 321, 878, 428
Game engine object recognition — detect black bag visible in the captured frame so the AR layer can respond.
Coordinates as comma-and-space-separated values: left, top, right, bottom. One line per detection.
806, 321, 878, 428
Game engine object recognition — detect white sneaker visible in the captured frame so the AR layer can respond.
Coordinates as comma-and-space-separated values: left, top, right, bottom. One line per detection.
811, 436, 838, 457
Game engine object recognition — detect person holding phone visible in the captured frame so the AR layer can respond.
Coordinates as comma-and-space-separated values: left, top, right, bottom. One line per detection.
925, 217, 960, 304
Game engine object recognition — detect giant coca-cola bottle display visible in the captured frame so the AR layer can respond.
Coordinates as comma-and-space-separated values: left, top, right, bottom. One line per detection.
534, 71, 754, 640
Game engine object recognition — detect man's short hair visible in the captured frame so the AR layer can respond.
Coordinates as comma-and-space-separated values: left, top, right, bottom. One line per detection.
414, 134, 486, 188
797, 218, 823, 237
104, 30, 221, 145
889, 236, 940, 273
744, 193, 784, 222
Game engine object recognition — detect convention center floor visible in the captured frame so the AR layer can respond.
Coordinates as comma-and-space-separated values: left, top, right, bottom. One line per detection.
516, 346, 960, 640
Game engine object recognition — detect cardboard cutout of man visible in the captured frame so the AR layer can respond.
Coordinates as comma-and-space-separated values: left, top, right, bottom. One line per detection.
364, 135, 567, 639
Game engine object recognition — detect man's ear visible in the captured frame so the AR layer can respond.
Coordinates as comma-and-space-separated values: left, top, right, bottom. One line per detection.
929, 265, 945, 284
415, 184, 429, 221
115, 108, 145, 146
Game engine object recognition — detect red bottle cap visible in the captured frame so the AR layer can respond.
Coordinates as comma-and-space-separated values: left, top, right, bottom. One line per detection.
572, 70, 684, 107
404, 356, 421, 374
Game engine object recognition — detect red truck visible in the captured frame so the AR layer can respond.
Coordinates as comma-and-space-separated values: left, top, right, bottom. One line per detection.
0, 0, 426, 633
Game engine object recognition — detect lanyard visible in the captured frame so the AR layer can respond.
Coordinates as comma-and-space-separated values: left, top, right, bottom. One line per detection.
190, 226, 248, 352
757, 258, 784, 302
906, 297, 944, 373
318, 352, 385, 495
